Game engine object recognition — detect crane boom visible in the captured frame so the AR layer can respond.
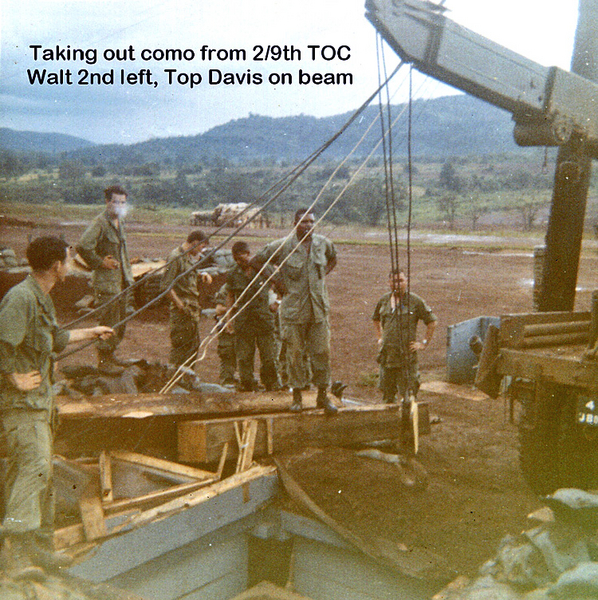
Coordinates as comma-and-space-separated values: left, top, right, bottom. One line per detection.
365, 0, 598, 157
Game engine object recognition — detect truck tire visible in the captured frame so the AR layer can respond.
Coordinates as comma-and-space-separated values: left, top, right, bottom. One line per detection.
518, 381, 598, 495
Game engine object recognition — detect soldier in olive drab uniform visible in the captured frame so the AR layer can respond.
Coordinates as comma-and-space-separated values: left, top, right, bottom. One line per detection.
252, 208, 338, 413
0, 237, 112, 579
226, 241, 280, 391
75, 185, 134, 371
372, 270, 437, 404
214, 283, 238, 387
160, 231, 213, 367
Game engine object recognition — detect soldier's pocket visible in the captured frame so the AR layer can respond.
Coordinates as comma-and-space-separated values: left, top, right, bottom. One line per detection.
285, 255, 303, 281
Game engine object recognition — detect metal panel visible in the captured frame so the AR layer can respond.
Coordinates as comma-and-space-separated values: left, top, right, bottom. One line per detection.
365, 0, 549, 115
107, 534, 248, 600
446, 316, 500, 383
69, 472, 278, 581
549, 68, 598, 141
291, 537, 434, 600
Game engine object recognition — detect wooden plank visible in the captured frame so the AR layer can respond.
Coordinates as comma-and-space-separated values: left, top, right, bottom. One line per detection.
274, 458, 450, 581
120, 465, 276, 531
178, 405, 403, 464
103, 476, 219, 515
236, 420, 258, 474
216, 442, 228, 479
520, 331, 588, 348
110, 450, 215, 481
99, 451, 113, 503
79, 482, 107, 541
499, 311, 590, 348
56, 390, 323, 420
524, 320, 589, 337
498, 347, 598, 387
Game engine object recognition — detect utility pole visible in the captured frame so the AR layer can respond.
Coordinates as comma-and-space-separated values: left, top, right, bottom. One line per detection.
538, 0, 598, 312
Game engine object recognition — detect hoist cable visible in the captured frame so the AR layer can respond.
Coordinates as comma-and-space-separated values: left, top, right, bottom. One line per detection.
58, 66, 403, 362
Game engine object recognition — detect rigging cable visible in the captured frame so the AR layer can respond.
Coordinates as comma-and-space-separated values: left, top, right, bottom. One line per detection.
160, 68, 416, 393
57, 65, 403, 362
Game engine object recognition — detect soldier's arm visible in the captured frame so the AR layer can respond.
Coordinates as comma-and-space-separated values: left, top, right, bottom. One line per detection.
372, 298, 383, 345
75, 219, 104, 270
0, 292, 41, 390
325, 240, 337, 275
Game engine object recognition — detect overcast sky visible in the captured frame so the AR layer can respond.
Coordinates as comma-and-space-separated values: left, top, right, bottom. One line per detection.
0, 0, 580, 145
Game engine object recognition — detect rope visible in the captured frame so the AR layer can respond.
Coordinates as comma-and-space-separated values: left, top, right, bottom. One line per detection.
160, 66, 411, 393
58, 69, 404, 363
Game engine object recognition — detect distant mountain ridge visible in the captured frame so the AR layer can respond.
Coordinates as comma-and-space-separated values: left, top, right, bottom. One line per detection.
0, 128, 94, 154
1, 94, 524, 163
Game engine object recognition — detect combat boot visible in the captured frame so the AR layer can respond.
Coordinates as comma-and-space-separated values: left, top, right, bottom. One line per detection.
97, 350, 124, 376
290, 388, 303, 412
316, 386, 338, 414
5, 534, 46, 581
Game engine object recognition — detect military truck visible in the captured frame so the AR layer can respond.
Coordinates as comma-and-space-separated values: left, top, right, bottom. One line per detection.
474, 309, 598, 494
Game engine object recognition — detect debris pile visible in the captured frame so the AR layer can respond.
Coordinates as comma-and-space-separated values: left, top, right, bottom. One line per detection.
435, 488, 598, 600
55, 362, 230, 397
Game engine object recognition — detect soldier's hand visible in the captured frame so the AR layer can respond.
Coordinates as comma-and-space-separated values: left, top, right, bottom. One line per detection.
102, 255, 120, 270
9, 371, 42, 391
94, 326, 114, 340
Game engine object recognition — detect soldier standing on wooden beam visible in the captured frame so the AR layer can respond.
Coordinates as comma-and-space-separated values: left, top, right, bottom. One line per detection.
252, 208, 338, 414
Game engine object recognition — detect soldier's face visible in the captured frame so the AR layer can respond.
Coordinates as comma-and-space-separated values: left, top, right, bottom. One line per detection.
390, 272, 407, 294
233, 250, 251, 268
295, 213, 315, 239
54, 248, 72, 282
106, 193, 128, 218
190, 241, 207, 257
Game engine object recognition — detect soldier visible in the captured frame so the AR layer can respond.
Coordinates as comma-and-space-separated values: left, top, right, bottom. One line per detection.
76, 185, 134, 372
214, 283, 238, 387
226, 241, 280, 392
372, 270, 437, 404
252, 208, 338, 413
161, 230, 213, 367
0, 236, 113, 579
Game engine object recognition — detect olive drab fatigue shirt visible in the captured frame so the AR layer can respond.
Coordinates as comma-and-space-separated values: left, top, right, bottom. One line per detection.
373, 291, 437, 367
160, 246, 201, 307
256, 233, 336, 324
0, 276, 70, 415
76, 210, 134, 294
226, 265, 275, 330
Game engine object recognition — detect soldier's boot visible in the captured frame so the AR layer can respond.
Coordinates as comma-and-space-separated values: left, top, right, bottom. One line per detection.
5, 534, 46, 581
290, 388, 303, 412
316, 386, 338, 415
28, 532, 73, 572
97, 350, 125, 376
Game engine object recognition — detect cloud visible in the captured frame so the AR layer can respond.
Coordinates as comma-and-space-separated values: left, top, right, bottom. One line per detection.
0, 0, 578, 144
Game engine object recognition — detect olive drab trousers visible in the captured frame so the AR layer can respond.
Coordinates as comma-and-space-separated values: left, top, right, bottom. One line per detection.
2, 410, 54, 535
169, 304, 200, 367
282, 320, 330, 389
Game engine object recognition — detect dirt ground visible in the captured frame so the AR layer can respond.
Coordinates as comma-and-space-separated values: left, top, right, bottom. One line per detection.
4, 218, 598, 585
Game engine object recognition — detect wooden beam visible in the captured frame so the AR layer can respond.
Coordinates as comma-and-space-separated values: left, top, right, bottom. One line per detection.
110, 450, 216, 481
178, 405, 408, 464
499, 311, 590, 348
56, 390, 324, 420
78, 482, 107, 541
274, 458, 450, 581
118, 465, 277, 532
99, 451, 113, 503
236, 420, 258, 474
498, 347, 597, 386
102, 476, 219, 515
